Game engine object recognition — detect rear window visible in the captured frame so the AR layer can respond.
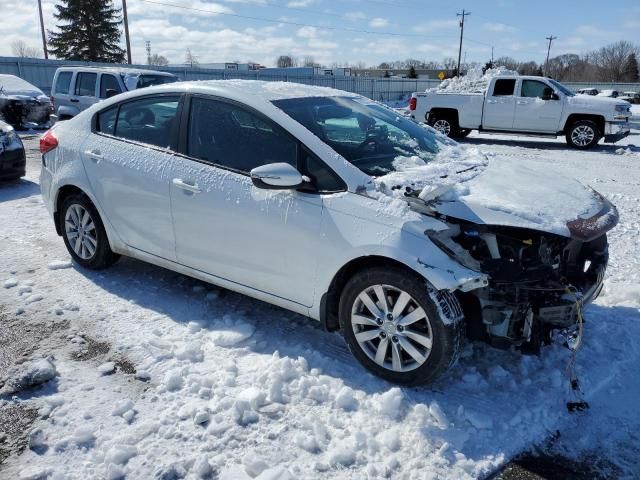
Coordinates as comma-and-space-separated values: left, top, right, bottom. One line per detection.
54, 72, 72, 95
136, 75, 177, 89
75, 72, 97, 97
492, 79, 516, 96
100, 74, 122, 99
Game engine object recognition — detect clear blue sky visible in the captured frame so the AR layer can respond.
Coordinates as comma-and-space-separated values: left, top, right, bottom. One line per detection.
3, 0, 640, 67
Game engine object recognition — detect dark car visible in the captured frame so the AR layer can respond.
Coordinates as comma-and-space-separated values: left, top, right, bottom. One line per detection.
0, 120, 26, 181
0, 74, 52, 129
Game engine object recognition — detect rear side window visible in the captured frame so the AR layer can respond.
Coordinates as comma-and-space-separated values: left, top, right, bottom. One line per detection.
113, 96, 180, 148
100, 74, 122, 98
187, 97, 297, 173
520, 80, 547, 98
75, 73, 97, 97
492, 79, 516, 96
54, 72, 72, 95
97, 106, 118, 135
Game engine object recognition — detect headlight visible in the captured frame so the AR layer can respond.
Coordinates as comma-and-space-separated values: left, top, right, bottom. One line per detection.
614, 104, 629, 113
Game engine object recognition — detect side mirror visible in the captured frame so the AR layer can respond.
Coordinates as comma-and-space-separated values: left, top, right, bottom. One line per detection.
105, 89, 119, 98
250, 163, 304, 190
540, 87, 558, 100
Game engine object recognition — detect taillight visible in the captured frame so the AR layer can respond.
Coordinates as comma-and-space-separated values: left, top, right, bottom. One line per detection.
40, 130, 58, 154
49, 95, 55, 111
409, 97, 417, 111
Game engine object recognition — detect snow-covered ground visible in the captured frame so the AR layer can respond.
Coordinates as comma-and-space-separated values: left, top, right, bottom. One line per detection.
1, 132, 639, 479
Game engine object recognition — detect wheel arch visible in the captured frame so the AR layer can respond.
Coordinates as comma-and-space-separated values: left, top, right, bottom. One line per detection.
53, 184, 87, 235
319, 255, 436, 332
427, 107, 460, 125
563, 113, 605, 135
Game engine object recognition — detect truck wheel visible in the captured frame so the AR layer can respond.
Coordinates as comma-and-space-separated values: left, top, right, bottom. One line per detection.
339, 266, 464, 385
566, 120, 601, 149
428, 114, 459, 138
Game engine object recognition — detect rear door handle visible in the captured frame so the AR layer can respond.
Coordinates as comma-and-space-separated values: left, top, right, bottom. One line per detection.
517, 100, 529, 105
486, 99, 498, 104
172, 178, 201, 194
70, 98, 79, 103
84, 149, 103, 162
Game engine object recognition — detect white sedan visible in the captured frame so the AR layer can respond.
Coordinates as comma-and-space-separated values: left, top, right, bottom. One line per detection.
39, 81, 617, 384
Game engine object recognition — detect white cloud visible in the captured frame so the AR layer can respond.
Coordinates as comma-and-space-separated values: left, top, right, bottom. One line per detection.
412, 19, 458, 33
297, 26, 318, 38
482, 22, 516, 33
287, 0, 314, 7
368, 18, 389, 28
344, 11, 366, 22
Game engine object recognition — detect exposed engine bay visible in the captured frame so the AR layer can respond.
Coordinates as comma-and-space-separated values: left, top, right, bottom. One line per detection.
409, 189, 618, 353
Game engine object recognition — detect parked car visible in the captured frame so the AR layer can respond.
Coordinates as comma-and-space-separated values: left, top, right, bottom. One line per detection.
576, 88, 599, 96
0, 120, 26, 181
50, 66, 177, 121
619, 91, 639, 104
409, 76, 631, 149
40, 81, 618, 384
597, 89, 619, 98
0, 74, 52, 129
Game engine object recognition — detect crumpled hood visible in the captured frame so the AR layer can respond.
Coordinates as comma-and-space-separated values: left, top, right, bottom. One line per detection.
374, 148, 618, 239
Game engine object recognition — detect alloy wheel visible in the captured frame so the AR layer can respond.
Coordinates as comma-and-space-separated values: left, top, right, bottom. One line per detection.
351, 284, 433, 373
64, 204, 98, 260
571, 125, 595, 147
432, 119, 451, 136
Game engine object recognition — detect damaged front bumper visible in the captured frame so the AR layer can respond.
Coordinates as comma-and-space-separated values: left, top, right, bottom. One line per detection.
603, 120, 631, 143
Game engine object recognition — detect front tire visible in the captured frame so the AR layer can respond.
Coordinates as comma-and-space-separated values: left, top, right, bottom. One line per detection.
59, 193, 119, 269
339, 267, 464, 385
566, 120, 601, 149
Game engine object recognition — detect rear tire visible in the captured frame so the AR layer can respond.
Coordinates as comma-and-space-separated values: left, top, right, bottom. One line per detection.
566, 120, 601, 149
428, 113, 459, 138
339, 266, 464, 385
59, 193, 119, 270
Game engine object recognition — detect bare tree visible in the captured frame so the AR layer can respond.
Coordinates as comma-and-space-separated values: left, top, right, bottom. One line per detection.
11, 40, 41, 58
589, 41, 638, 82
302, 55, 315, 67
276, 55, 297, 68
148, 53, 169, 66
442, 57, 457, 70
185, 49, 199, 68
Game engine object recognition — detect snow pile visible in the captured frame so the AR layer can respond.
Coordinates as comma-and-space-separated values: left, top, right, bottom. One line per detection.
431, 66, 518, 94
0, 358, 57, 395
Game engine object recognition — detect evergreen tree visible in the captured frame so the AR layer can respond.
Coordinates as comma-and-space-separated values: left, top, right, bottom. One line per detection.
48, 0, 125, 62
407, 65, 418, 79
624, 53, 639, 82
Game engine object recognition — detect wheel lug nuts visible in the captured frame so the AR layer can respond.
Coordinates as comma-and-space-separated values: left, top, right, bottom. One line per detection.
386, 313, 393, 320
397, 325, 404, 332
392, 336, 399, 343
379, 332, 387, 339
376, 318, 383, 326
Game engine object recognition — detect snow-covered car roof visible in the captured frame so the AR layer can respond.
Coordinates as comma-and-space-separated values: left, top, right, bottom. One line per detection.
0, 74, 45, 98
55, 66, 176, 77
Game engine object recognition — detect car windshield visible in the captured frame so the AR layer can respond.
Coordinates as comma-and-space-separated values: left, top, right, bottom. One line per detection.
272, 96, 449, 177
136, 74, 177, 89
548, 79, 575, 97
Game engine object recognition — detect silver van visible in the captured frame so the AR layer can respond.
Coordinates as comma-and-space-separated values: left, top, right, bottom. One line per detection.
50, 66, 177, 120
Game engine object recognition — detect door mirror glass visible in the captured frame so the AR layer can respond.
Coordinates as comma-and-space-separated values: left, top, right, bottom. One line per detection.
540, 87, 558, 101
250, 163, 304, 189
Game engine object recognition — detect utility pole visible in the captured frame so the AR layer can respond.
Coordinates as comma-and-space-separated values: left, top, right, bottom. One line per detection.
37, 0, 48, 59
544, 35, 557, 77
146, 40, 151, 64
122, 0, 132, 64
456, 9, 470, 77
491, 46, 494, 65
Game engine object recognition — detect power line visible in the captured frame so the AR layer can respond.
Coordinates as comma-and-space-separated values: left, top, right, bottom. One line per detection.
456, 9, 470, 75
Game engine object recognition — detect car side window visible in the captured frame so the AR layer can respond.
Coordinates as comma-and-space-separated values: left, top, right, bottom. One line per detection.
187, 97, 297, 173
54, 72, 72, 95
113, 96, 180, 148
75, 73, 97, 97
100, 74, 122, 98
520, 80, 547, 98
97, 106, 118, 135
492, 79, 516, 96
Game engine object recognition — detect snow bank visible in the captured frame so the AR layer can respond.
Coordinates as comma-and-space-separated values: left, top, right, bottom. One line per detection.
0, 358, 57, 395
431, 66, 518, 94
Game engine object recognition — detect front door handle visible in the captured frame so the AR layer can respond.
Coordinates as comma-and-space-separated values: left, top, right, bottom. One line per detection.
172, 178, 201, 194
84, 149, 103, 163
486, 99, 498, 104
70, 98, 79, 103
516, 100, 529, 105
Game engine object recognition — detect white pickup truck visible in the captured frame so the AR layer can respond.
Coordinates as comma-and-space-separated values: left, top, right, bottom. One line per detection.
409, 75, 632, 149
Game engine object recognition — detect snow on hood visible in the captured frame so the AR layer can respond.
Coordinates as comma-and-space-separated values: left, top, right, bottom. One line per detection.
430, 66, 518, 94
373, 146, 604, 237
0, 74, 46, 100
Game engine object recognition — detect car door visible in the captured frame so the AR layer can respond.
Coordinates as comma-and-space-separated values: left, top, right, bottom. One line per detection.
52, 71, 73, 114
482, 78, 517, 130
513, 79, 563, 132
81, 94, 182, 260
169, 95, 329, 307
71, 72, 100, 112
